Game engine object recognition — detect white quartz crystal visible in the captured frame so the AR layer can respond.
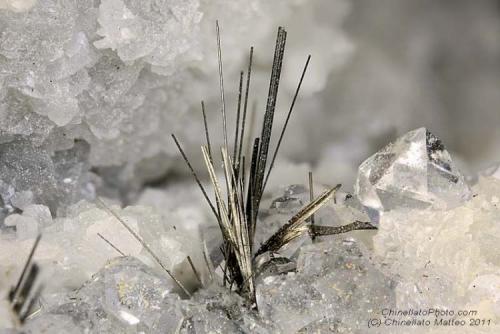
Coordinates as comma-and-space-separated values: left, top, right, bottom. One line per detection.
0, 139, 95, 215
2, 0, 500, 332
0, 0, 351, 216
355, 127, 471, 212
372, 174, 500, 333
23, 269, 268, 333
256, 238, 396, 333
94, 0, 203, 75
2, 169, 499, 332
0, 200, 207, 302
4, 204, 52, 239
22, 256, 184, 333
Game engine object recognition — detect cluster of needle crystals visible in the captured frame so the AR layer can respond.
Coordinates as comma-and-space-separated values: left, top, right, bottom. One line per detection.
0, 0, 351, 217
171, 25, 372, 306
1, 17, 500, 334
0, 26, 382, 333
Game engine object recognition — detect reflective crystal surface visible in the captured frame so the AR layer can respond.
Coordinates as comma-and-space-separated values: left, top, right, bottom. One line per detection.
355, 127, 471, 211
25, 256, 183, 333
255, 238, 396, 333
24, 260, 267, 333
7, 176, 499, 333
0, 139, 95, 216
373, 174, 500, 331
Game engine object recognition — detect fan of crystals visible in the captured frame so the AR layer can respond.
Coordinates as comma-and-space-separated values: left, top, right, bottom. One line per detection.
355, 127, 471, 211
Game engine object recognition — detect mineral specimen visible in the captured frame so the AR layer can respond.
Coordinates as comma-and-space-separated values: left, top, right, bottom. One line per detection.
0, 139, 95, 216
26, 256, 182, 333
372, 173, 500, 333
0, 200, 207, 301
0, 0, 351, 215
355, 127, 471, 212
2, 168, 499, 333
22, 257, 271, 333
2, 1, 500, 333
256, 237, 396, 333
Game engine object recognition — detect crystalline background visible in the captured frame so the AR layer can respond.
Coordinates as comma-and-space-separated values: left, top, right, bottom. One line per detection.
1, 0, 500, 214
1, 0, 500, 333
0, 0, 353, 214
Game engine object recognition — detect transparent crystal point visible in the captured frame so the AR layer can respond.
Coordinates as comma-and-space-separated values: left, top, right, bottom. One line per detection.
355, 127, 471, 211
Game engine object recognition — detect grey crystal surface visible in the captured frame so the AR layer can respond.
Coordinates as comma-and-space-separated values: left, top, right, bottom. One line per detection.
0, 139, 95, 215
6, 174, 500, 333
24, 257, 272, 333
256, 238, 396, 333
2, 1, 500, 332
25, 256, 181, 333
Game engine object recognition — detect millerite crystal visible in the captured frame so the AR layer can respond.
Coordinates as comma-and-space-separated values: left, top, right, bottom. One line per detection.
2, 135, 500, 332
0, 0, 350, 210
1, 1, 500, 333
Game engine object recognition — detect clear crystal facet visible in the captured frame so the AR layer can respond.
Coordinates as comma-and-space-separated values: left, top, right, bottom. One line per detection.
255, 238, 396, 333
355, 127, 472, 211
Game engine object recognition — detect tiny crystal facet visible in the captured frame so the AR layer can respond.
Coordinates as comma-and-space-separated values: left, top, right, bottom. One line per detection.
355, 127, 472, 212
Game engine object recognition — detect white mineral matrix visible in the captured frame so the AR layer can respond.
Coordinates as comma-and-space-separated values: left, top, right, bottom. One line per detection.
1, 0, 500, 333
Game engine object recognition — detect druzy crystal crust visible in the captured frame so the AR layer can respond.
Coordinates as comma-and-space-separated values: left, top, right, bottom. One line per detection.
2, 165, 500, 332
1, 1, 500, 332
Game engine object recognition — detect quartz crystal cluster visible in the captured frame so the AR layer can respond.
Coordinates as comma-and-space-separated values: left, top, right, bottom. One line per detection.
371, 175, 500, 334
3, 0, 500, 217
0, 139, 95, 220
0, 0, 352, 217
255, 238, 396, 333
2, 0, 500, 331
1, 129, 499, 333
0, 198, 208, 298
